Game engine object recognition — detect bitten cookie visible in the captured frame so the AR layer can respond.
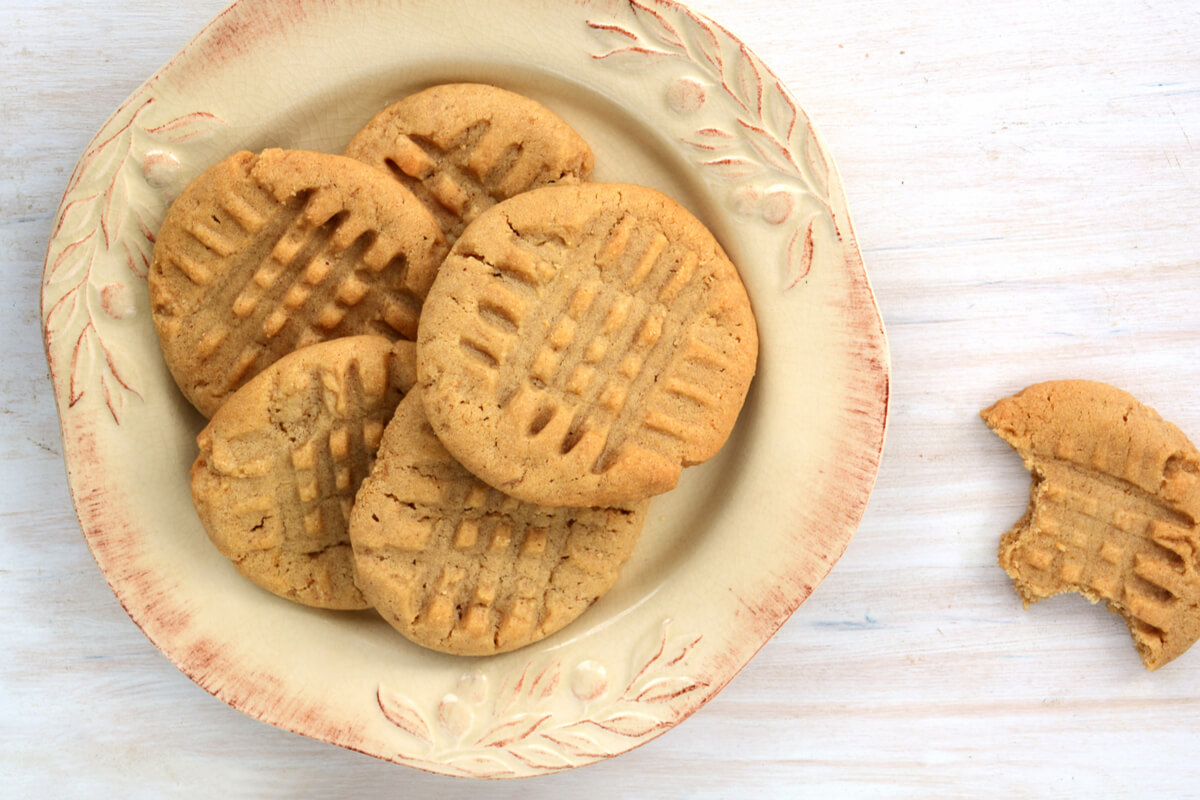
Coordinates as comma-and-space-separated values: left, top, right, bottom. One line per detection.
417, 182, 758, 507
349, 387, 648, 655
343, 83, 593, 244
191, 336, 418, 609
149, 148, 447, 417
982, 380, 1200, 670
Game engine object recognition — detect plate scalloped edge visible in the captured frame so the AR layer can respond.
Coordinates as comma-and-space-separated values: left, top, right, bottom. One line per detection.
40, 0, 889, 779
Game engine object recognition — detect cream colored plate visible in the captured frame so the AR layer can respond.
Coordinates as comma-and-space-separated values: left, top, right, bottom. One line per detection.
41, 0, 889, 778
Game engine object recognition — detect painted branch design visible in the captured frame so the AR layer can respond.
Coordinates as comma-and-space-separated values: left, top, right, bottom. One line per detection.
377, 619, 706, 777
587, 0, 841, 287
43, 96, 224, 423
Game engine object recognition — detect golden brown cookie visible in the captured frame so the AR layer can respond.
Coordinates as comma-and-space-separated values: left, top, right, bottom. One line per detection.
343, 83, 593, 244
149, 148, 447, 417
983, 380, 1200, 670
191, 336, 418, 609
416, 182, 758, 507
349, 386, 648, 655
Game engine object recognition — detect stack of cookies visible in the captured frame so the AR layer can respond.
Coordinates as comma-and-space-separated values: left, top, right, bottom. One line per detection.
149, 83, 758, 656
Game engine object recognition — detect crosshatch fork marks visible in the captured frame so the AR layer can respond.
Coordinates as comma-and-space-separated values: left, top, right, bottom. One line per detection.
349, 389, 648, 655
417, 181, 757, 506
984, 379, 1200, 670
345, 84, 595, 248
190, 336, 410, 610
470, 208, 721, 473
149, 148, 447, 417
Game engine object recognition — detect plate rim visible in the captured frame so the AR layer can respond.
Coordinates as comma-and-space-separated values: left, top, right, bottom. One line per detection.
41, 0, 890, 778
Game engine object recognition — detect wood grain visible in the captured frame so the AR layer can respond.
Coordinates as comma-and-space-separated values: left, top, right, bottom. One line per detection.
5, 0, 1200, 796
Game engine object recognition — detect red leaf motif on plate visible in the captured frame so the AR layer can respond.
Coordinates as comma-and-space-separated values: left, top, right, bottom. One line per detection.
506, 744, 575, 771
474, 713, 552, 749
378, 685, 433, 745
630, 676, 706, 704
797, 117, 833, 199
730, 43, 762, 114
44, 284, 82, 337
47, 231, 97, 283
682, 127, 737, 152
45, 92, 227, 424
689, 16, 724, 73
145, 111, 223, 143
529, 660, 561, 699
627, 618, 672, 693
698, 156, 764, 180
629, 0, 685, 52
786, 215, 818, 289
664, 634, 703, 668
539, 729, 606, 758
591, 47, 675, 67
51, 194, 101, 252
494, 662, 531, 716
122, 235, 151, 280
444, 753, 515, 779
68, 326, 91, 407
100, 150, 131, 249
764, 78, 798, 145
65, 98, 149, 199
738, 119, 798, 176
64, 322, 142, 422
588, 711, 666, 738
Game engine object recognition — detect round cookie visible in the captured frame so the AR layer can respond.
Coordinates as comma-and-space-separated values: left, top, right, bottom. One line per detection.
349, 387, 648, 656
149, 148, 447, 417
343, 83, 593, 244
191, 336, 418, 609
416, 182, 758, 507
983, 380, 1200, 670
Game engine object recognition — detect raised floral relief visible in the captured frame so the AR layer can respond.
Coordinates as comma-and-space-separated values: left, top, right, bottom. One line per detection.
587, 0, 841, 288
42, 95, 224, 423
377, 619, 706, 777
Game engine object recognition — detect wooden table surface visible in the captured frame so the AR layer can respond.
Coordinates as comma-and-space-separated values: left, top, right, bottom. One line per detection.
4, 0, 1200, 796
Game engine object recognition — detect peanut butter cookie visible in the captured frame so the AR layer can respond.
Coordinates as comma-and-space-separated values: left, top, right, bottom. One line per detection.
349, 386, 648, 655
417, 182, 758, 507
149, 148, 446, 417
343, 83, 593, 244
191, 336, 417, 609
983, 380, 1200, 669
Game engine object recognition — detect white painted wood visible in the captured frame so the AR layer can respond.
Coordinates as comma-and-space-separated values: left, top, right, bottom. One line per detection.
4, 0, 1199, 795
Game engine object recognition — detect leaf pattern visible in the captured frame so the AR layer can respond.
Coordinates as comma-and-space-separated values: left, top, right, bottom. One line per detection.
145, 111, 223, 143
588, 710, 665, 738
630, 0, 685, 52
444, 753, 514, 779
764, 78, 798, 144
698, 156, 764, 180
738, 120, 798, 175
378, 686, 433, 745
539, 728, 606, 758
731, 43, 762, 115
682, 127, 738, 152
630, 675, 705, 704
377, 619, 705, 777
586, 0, 841, 291
690, 18, 724, 73
474, 713, 552, 748
42, 95, 226, 424
506, 743, 575, 771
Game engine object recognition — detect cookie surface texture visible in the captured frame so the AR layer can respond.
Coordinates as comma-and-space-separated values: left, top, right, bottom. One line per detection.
191, 336, 418, 609
349, 387, 648, 656
149, 148, 447, 417
417, 182, 758, 507
343, 83, 593, 244
982, 380, 1200, 670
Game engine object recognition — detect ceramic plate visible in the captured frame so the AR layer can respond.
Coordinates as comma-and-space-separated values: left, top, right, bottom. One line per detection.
41, 0, 889, 778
